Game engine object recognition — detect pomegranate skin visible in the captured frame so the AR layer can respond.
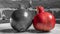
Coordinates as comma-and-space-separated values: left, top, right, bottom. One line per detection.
33, 6, 56, 31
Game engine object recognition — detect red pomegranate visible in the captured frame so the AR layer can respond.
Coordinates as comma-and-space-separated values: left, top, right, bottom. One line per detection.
33, 6, 56, 31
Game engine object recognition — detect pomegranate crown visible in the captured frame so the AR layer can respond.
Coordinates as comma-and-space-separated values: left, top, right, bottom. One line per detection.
36, 6, 45, 13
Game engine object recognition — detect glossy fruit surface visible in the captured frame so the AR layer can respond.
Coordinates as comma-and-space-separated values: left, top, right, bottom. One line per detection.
11, 9, 36, 32
33, 6, 56, 31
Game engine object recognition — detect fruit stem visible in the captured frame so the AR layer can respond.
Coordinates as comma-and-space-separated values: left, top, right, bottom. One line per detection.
36, 6, 44, 13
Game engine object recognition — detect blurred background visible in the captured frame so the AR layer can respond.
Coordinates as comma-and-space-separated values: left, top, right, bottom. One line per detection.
0, 0, 60, 24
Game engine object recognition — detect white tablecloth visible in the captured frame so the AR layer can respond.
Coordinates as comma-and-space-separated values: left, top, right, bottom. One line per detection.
0, 23, 60, 34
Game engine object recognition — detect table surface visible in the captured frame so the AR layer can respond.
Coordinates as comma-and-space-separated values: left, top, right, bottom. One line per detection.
0, 23, 60, 34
